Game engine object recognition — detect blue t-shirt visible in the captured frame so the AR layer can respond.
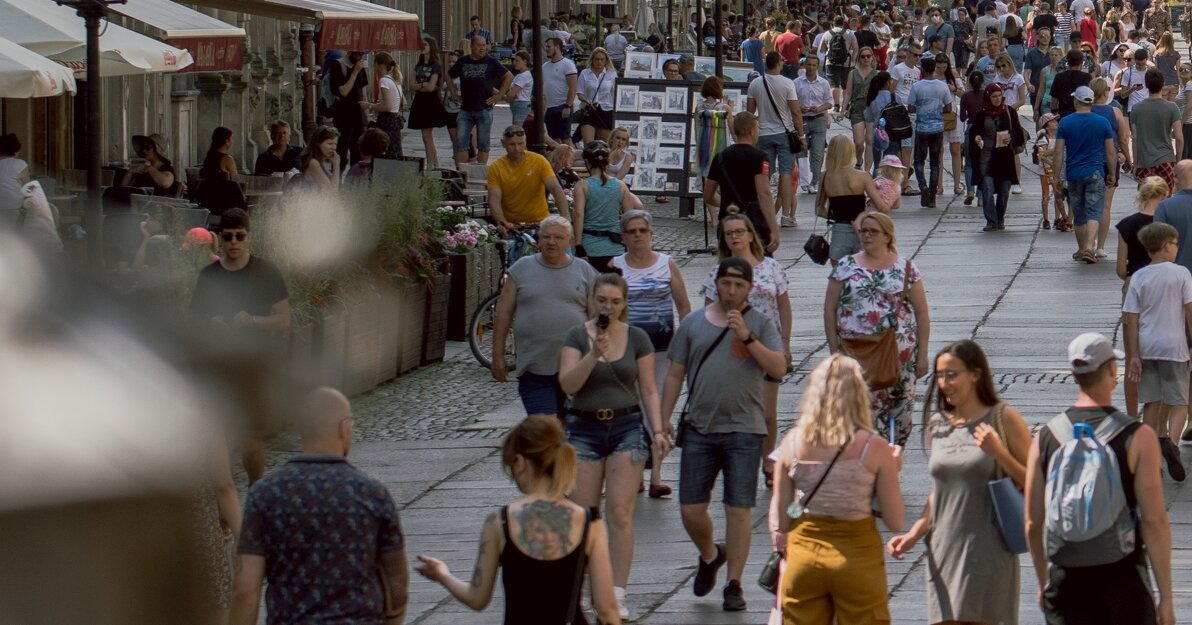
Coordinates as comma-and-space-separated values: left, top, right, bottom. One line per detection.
907, 79, 952, 133
741, 38, 765, 75
1024, 47, 1050, 91
1057, 111, 1114, 180
976, 55, 997, 82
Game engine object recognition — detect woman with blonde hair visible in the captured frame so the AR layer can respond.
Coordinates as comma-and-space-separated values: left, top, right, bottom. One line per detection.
824, 211, 931, 445
364, 52, 404, 158
700, 210, 791, 487
576, 47, 617, 143
770, 355, 905, 625
416, 414, 622, 625
816, 135, 891, 264
1154, 33, 1181, 101
1116, 175, 1170, 417
887, 340, 1030, 625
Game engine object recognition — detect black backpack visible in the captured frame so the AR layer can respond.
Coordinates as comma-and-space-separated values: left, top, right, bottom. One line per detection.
880, 101, 913, 141
828, 29, 850, 66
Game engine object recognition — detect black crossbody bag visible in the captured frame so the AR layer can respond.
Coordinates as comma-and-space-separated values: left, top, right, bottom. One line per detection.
674, 306, 752, 447
760, 74, 806, 154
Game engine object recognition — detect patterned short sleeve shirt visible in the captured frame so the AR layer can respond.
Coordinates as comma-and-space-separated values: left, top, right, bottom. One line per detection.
238, 454, 404, 625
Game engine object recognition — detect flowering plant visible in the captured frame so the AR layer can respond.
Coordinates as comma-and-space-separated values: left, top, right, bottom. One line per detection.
435, 205, 469, 231
439, 220, 499, 254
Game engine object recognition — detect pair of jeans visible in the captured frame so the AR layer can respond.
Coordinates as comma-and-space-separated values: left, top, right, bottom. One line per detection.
544, 104, 571, 142
964, 146, 976, 194
982, 175, 1011, 226
678, 427, 765, 508
913, 131, 944, 197
454, 108, 494, 152
510, 100, 530, 127
1006, 43, 1026, 72
517, 372, 565, 417
1068, 172, 1106, 226
801, 115, 829, 186
756, 132, 796, 174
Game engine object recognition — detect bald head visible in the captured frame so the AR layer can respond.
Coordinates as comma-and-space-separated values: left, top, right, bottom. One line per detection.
298, 387, 352, 450
1177, 160, 1192, 191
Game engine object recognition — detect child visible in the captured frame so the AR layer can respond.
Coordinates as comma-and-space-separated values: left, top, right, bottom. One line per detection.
1032, 113, 1071, 231
1117, 176, 1168, 417
870, 154, 905, 212
1123, 222, 1192, 482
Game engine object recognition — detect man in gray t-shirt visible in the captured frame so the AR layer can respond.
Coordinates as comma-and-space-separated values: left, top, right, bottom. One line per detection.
1131, 70, 1183, 186
660, 257, 785, 612
492, 216, 598, 416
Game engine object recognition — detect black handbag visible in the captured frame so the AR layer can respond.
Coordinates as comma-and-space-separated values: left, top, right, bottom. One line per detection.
804, 203, 831, 265
760, 74, 806, 154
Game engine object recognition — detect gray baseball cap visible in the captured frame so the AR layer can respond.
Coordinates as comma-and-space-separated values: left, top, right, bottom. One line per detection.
1068, 333, 1124, 374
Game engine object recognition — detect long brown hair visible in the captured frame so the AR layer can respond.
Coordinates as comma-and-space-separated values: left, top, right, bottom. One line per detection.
717, 210, 765, 260
420, 36, 441, 66
374, 51, 402, 84
921, 340, 1001, 445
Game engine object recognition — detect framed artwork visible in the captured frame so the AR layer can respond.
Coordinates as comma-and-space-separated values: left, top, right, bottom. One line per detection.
722, 62, 754, 84
660, 121, 686, 144
637, 143, 658, 166
639, 116, 661, 142
655, 53, 681, 78
616, 84, 639, 112
624, 51, 657, 79
688, 176, 702, 193
664, 86, 688, 114
657, 147, 684, 169
638, 91, 665, 114
634, 167, 659, 191
694, 56, 717, 76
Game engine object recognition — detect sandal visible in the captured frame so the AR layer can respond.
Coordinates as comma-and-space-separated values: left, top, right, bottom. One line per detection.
648, 483, 673, 498
954, 185, 964, 196
1042, 219, 1051, 230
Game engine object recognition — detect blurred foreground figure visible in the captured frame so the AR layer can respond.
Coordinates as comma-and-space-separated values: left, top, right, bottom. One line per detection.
0, 233, 215, 624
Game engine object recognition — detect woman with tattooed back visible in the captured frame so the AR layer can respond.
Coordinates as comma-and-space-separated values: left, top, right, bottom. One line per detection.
415, 415, 621, 625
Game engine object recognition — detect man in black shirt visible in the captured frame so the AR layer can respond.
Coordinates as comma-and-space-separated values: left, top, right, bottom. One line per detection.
190, 207, 290, 483
1033, 2, 1059, 34
328, 50, 369, 165
253, 120, 302, 175
1049, 48, 1092, 117
447, 36, 512, 166
703, 112, 779, 253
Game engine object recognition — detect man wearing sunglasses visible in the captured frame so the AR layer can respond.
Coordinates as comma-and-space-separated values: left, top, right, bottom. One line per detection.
190, 208, 291, 483
488, 126, 572, 232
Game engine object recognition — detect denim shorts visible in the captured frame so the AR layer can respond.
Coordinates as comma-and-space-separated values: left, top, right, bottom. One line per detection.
756, 132, 796, 174
679, 427, 765, 508
455, 108, 493, 152
829, 222, 861, 261
1068, 173, 1105, 226
564, 412, 650, 464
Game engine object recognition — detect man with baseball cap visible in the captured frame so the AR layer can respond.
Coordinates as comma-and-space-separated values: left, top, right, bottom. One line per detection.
660, 256, 785, 612
1054, 85, 1117, 263
1024, 333, 1174, 625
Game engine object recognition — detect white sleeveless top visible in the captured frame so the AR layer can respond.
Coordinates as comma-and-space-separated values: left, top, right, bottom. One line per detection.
611, 252, 675, 334
0, 157, 28, 212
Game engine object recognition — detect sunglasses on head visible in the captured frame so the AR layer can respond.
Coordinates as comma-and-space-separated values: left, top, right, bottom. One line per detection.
503, 129, 525, 138
221, 232, 247, 242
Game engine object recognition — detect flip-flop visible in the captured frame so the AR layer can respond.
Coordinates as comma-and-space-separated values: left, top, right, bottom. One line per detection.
1082, 250, 1098, 264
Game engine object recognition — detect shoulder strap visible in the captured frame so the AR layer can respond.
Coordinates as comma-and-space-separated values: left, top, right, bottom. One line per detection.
1047, 411, 1075, 445
1093, 409, 1132, 444
800, 443, 848, 508
563, 507, 593, 625
992, 403, 1007, 479
760, 75, 793, 132
500, 505, 511, 542
679, 324, 734, 420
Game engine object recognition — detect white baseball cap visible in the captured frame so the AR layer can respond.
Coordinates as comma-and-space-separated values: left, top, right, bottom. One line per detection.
1068, 333, 1124, 374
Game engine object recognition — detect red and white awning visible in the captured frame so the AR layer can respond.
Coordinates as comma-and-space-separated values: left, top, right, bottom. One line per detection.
107, 0, 246, 72
187, 0, 421, 51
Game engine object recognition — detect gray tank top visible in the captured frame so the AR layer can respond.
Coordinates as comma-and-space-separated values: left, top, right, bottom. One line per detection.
1156, 53, 1180, 86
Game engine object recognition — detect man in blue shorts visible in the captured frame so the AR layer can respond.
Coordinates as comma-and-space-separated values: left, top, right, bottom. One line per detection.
1054, 85, 1117, 263
447, 36, 511, 166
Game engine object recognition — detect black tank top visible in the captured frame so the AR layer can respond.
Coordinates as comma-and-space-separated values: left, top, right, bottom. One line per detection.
828, 193, 867, 223
499, 504, 594, 625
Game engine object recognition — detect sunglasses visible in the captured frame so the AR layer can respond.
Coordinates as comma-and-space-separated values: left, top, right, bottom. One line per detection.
860, 54, 873, 58
221, 232, 247, 242
503, 129, 525, 138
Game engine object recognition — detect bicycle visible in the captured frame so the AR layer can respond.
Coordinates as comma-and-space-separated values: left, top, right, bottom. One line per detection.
467, 224, 539, 369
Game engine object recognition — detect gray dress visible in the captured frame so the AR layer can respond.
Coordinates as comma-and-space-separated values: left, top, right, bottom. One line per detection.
925, 406, 1019, 625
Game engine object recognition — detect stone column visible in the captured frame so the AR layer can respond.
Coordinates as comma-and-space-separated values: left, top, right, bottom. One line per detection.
223, 72, 250, 172
195, 73, 227, 169
299, 25, 317, 141
170, 89, 200, 173
279, 25, 301, 144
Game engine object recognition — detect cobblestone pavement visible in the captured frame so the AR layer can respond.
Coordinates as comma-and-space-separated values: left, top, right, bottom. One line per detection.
249, 104, 1192, 624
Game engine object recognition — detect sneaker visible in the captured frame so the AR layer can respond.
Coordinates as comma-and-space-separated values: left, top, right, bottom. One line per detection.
615, 587, 633, 621
983, 224, 998, 232
722, 579, 747, 612
1011, 184, 1023, 194
1161, 437, 1187, 481
1095, 248, 1108, 258
800, 184, 811, 193
781, 215, 796, 227
808, 184, 818, 194
693, 543, 726, 597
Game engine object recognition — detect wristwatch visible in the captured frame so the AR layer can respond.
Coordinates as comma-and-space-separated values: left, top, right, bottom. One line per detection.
742, 332, 757, 345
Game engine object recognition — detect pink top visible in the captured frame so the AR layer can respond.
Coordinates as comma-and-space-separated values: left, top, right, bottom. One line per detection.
785, 430, 879, 521
871, 177, 900, 210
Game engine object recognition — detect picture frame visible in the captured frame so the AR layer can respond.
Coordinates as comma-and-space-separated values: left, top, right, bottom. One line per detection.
688, 176, 702, 194
660, 121, 686, 144
624, 51, 657, 79
616, 84, 639, 112
637, 143, 658, 165
694, 56, 717, 76
722, 61, 754, 84
619, 119, 640, 142
638, 91, 665, 114
634, 167, 659, 191
657, 147, 684, 169
664, 86, 688, 115
655, 53, 681, 78
639, 116, 661, 142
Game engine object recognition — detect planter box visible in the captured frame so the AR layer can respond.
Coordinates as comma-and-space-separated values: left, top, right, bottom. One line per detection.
288, 322, 317, 382
316, 310, 348, 391
343, 292, 382, 396
395, 277, 426, 375
377, 285, 403, 384
422, 273, 450, 364
446, 244, 501, 341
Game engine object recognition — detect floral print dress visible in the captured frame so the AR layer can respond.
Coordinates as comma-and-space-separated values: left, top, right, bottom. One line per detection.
831, 255, 922, 445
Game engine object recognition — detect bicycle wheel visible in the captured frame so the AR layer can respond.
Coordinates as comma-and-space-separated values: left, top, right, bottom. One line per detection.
468, 292, 516, 371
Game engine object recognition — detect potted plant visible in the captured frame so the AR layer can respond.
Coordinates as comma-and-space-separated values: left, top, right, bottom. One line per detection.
443, 219, 501, 340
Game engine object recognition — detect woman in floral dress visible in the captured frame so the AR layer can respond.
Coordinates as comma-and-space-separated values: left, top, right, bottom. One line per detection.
823, 211, 931, 445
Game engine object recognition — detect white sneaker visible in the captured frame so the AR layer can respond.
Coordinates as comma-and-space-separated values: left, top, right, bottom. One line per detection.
615, 587, 633, 621
800, 184, 811, 193
808, 184, 818, 194
1011, 184, 1023, 194
781, 215, 796, 227
1095, 248, 1107, 258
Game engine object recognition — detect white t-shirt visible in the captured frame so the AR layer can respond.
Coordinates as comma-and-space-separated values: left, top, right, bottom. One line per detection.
1124, 261, 1192, 361
542, 56, 578, 108
1068, 0, 1095, 19
992, 73, 1026, 107
890, 63, 920, 104
748, 73, 799, 136
604, 33, 628, 59
378, 75, 401, 113
812, 32, 828, 65
995, 1, 1009, 15
579, 67, 616, 109
1120, 65, 1149, 112
0, 157, 27, 213
511, 71, 533, 102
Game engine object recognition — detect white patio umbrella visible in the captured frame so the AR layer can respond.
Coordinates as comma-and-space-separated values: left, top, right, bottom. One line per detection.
0, 35, 75, 97
0, 0, 192, 77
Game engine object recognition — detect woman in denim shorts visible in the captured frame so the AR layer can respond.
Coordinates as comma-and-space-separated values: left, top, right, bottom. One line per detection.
559, 272, 672, 621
